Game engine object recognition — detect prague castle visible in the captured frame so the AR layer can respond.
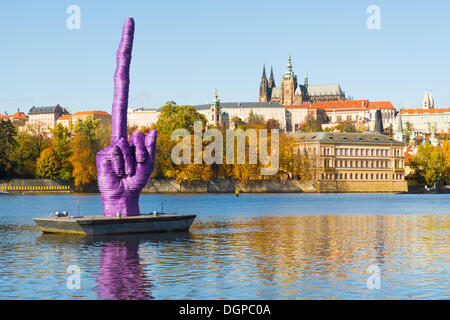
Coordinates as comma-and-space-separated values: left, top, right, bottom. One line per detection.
259, 56, 345, 105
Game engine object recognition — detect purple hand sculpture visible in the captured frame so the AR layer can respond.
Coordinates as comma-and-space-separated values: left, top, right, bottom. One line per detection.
96, 18, 157, 217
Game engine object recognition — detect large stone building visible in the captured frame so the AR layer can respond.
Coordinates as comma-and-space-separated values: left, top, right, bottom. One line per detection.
289, 100, 396, 132
127, 108, 160, 129
400, 108, 450, 135
194, 92, 288, 130
397, 91, 449, 135
295, 132, 407, 192
56, 110, 112, 128
259, 56, 345, 105
28, 105, 70, 129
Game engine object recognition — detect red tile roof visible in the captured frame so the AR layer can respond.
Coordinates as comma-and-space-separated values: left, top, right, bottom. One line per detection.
284, 100, 394, 111
0, 112, 28, 121
73, 111, 111, 116
57, 114, 72, 121
400, 108, 450, 115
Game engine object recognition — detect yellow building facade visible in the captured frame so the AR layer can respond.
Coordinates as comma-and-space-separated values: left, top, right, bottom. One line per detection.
295, 132, 408, 192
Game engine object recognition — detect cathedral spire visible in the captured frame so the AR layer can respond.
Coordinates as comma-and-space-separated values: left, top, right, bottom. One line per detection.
304, 71, 308, 87
268, 66, 275, 88
259, 64, 269, 102
283, 55, 295, 79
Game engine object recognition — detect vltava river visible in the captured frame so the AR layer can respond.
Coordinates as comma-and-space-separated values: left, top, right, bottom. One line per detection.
0, 193, 449, 299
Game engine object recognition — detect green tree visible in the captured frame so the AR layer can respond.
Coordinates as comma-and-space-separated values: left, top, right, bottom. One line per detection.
51, 124, 72, 180
153, 103, 207, 136
0, 119, 17, 178
9, 133, 47, 178
72, 115, 100, 145
36, 148, 62, 179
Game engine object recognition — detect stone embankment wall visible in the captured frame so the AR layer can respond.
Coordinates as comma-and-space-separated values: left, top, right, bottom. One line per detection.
1, 178, 408, 193
317, 180, 408, 193
143, 179, 317, 193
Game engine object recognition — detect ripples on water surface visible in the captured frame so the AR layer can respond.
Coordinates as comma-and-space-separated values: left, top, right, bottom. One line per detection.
0, 193, 449, 299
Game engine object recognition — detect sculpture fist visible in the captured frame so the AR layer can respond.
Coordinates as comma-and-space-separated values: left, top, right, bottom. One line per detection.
96, 18, 157, 217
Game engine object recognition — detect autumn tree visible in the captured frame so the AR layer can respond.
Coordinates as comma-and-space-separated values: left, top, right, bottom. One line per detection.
265, 118, 281, 130
70, 134, 97, 191
300, 116, 322, 132
410, 143, 446, 186
246, 110, 265, 126
442, 140, 450, 179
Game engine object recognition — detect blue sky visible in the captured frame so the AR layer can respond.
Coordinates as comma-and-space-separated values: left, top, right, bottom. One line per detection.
0, 0, 449, 114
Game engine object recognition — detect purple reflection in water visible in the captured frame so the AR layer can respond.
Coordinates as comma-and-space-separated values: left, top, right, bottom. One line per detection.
95, 240, 153, 300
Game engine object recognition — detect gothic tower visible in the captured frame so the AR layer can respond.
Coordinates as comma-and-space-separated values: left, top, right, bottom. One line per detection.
280, 55, 297, 105
268, 66, 276, 100
259, 65, 269, 102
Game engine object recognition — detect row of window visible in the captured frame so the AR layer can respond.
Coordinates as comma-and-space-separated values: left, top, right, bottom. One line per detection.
325, 159, 404, 169
322, 172, 403, 181
323, 148, 401, 157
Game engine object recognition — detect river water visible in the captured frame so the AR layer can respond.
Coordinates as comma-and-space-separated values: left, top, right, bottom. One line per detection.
0, 193, 448, 299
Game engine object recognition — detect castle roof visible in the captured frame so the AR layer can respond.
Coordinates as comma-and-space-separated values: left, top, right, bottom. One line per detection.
194, 102, 283, 111
29, 105, 69, 115
294, 132, 404, 145
306, 84, 343, 97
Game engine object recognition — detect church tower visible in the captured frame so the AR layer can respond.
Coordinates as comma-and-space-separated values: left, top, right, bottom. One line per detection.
423, 90, 434, 109
280, 55, 297, 105
393, 113, 406, 143
259, 65, 270, 102
210, 89, 222, 127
